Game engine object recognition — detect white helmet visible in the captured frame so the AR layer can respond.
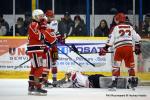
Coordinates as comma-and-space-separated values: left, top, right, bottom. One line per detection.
32, 9, 44, 21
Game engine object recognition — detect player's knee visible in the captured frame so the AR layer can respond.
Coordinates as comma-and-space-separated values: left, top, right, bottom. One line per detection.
113, 61, 121, 67
34, 67, 43, 77
112, 67, 120, 76
30, 67, 35, 74
128, 68, 135, 76
52, 67, 57, 74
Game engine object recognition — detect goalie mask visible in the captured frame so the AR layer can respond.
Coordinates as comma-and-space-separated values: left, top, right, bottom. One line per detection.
114, 13, 126, 24
32, 9, 44, 22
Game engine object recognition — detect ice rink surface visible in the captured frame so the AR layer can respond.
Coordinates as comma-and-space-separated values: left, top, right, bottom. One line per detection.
0, 79, 150, 100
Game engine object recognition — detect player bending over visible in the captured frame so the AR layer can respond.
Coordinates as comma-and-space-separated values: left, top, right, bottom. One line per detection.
99, 13, 141, 90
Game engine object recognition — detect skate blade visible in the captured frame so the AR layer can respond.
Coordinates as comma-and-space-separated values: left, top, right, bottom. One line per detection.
127, 85, 136, 91
43, 85, 53, 88
34, 92, 47, 96
108, 88, 116, 91
28, 91, 36, 95
131, 87, 135, 91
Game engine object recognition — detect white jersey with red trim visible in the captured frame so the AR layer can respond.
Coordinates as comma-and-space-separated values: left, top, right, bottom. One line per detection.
107, 24, 141, 48
70, 72, 89, 88
47, 20, 58, 33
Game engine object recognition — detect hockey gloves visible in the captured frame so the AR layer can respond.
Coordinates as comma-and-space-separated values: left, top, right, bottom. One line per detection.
99, 45, 109, 56
135, 43, 141, 55
56, 33, 66, 45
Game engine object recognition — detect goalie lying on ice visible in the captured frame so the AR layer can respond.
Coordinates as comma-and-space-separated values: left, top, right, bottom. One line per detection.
53, 67, 138, 88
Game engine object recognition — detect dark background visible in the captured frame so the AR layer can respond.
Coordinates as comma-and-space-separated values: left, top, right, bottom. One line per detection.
0, 0, 149, 15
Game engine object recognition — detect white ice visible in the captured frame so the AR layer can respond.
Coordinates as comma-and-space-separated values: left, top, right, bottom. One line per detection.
0, 79, 150, 100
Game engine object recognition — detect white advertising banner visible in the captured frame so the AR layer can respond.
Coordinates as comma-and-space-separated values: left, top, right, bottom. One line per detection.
0, 37, 112, 72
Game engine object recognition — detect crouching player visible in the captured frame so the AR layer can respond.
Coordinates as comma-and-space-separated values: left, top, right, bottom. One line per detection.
99, 13, 141, 90
27, 9, 57, 95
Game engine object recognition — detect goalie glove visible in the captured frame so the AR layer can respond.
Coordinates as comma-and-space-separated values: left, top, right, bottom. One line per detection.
135, 43, 141, 55
99, 45, 109, 56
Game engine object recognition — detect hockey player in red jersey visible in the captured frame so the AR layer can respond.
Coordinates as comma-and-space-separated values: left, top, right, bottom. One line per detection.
27, 9, 57, 95
99, 13, 141, 90
43, 10, 60, 87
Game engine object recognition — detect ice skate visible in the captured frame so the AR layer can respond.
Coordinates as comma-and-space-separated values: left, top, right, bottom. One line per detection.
127, 77, 138, 91
43, 81, 53, 88
108, 79, 117, 91
52, 77, 58, 87
52, 81, 58, 87
34, 88, 47, 96
28, 86, 36, 95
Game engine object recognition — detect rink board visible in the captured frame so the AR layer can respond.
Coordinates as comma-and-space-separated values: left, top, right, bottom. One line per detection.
0, 37, 150, 82
0, 36, 112, 72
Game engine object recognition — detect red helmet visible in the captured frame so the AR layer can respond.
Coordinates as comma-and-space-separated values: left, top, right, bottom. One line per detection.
45, 10, 54, 17
114, 13, 126, 23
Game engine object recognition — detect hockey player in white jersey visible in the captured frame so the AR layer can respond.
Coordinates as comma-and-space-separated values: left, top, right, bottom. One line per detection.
46, 10, 58, 34
54, 67, 105, 88
42, 10, 59, 87
99, 13, 141, 90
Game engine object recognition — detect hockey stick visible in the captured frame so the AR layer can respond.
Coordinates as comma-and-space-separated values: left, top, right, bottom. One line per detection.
63, 43, 95, 67
57, 47, 82, 67
79, 51, 114, 54
15, 58, 31, 69
79, 51, 137, 54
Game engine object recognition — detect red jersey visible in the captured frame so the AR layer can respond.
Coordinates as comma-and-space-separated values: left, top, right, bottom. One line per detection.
27, 21, 45, 53
27, 21, 57, 53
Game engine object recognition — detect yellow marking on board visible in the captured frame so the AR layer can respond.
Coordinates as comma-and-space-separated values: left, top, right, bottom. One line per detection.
0, 36, 107, 40
0, 71, 150, 81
